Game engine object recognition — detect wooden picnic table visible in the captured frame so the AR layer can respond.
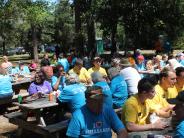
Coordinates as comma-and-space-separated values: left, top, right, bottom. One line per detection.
5, 96, 69, 138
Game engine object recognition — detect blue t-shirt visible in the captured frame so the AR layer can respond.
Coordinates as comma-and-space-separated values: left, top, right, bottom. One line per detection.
94, 81, 113, 107
110, 75, 128, 108
51, 76, 66, 91
179, 60, 184, 66
58, 83, 86, 112
58, 58, 70, 72
67, 105, 125, 138
0, 75, 13, 98
13, 66, 30, 75
136, 62, 146, 78
175, 120, 184, 138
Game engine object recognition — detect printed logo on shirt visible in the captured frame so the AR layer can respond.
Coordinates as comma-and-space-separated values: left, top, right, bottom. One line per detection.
95, 121, 102, 128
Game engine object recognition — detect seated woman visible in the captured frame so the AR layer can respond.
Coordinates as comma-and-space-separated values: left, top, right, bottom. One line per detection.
1, 56, 13, 74
28, 59, 37, 72
51, 65, 66, 91
0, 68, 13, 99
28, 71, 52, 95
13, 62, 30, 75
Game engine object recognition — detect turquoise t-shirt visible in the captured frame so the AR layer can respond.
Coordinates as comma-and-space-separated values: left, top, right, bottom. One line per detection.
51, 76, 66, 91
0, 75, 13, 98
94, 81, 113, 107
175, 120, 184, 138
110, 75, 128, 108
58, 83, 86, 112
67, 105, 125, 138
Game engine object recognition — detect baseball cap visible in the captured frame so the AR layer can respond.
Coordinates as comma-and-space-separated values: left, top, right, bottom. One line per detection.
167, 91, 184, 104
137, 55, 144, 60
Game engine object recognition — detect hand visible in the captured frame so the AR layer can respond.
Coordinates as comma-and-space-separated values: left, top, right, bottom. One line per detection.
152, 119, 167, 130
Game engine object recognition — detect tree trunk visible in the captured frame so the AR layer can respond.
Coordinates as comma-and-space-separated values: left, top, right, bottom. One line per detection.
87, 18, 96, 57
74, 0, 83, 57
2, 40, 6, 56
111, 23, 117, 56
32, 25, 39, 62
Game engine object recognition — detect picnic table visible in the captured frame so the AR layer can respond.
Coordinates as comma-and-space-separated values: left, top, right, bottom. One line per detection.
128, 127, 173, 138
5, 96, 69, 138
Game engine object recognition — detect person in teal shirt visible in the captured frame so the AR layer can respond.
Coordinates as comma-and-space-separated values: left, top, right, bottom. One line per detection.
66, 86, 128, 138
51, 65, 66, 91
0, 68, 13, 99
108, 67, 128, 108
91, 72, 113, 107
58, 73, 86, 112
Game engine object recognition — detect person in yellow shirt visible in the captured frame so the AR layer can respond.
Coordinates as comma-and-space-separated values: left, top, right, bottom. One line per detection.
175, 67, 184, 92
122, 78, 168, 132
88, 57, 107, 78
150, 68, 177, 107
69, 58, 92, 85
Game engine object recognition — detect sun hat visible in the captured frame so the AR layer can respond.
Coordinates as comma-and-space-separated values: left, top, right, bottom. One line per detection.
120, 58, 131, 67
93, 57, 102, 62
167, 91, 184, 104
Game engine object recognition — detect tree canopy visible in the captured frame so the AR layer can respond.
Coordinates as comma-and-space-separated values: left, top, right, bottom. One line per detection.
1, 0, 184, 58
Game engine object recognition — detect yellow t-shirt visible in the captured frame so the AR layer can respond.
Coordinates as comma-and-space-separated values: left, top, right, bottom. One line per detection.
88, 67, 107, 77
69, 67, 91, 84
167, 86, 179, 99
175, 84, 184, 93
122, 94, 154, 125
148, 84, 169, 109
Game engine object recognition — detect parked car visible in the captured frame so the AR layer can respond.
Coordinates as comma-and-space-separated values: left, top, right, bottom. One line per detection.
16, 47, 26, 54
45, 45, 56, 53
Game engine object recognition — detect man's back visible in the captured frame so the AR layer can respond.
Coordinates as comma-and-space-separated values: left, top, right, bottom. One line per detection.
120, 67, 141, 96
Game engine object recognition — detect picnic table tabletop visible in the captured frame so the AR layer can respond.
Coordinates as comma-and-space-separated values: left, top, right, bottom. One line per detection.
12, 77, 32, 86
128, 127, 173, 138
13, 96, 58, 110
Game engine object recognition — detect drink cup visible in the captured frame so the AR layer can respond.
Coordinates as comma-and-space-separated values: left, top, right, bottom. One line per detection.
18, 95, 23, 103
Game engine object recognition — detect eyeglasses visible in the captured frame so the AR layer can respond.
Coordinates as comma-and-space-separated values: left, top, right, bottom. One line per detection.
59, 70, 64, 72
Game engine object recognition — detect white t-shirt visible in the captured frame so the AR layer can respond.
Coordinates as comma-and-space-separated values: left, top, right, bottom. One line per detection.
120, 67, 141, 96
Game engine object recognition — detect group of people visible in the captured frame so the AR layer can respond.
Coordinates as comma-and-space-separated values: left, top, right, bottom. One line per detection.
1, 49, 184, 137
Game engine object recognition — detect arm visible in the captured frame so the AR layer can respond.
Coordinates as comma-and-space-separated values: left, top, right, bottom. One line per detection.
52, 76, 61, 90
117, 129, 128, 138
126, 120, 167, 132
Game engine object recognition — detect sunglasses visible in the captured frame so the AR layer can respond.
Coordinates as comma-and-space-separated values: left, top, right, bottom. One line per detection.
59, 69, 64, 72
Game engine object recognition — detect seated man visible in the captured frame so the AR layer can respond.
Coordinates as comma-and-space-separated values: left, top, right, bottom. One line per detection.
69, 58, 92, 85
66, 86, 128, 137
149, 68, 176, 114
58, 73, 86, 112
88, 57, 107, 78
91, 71, 113, 107
168, 91, 184, 137
122, 78, 168, 131
108, 67, 128, 108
